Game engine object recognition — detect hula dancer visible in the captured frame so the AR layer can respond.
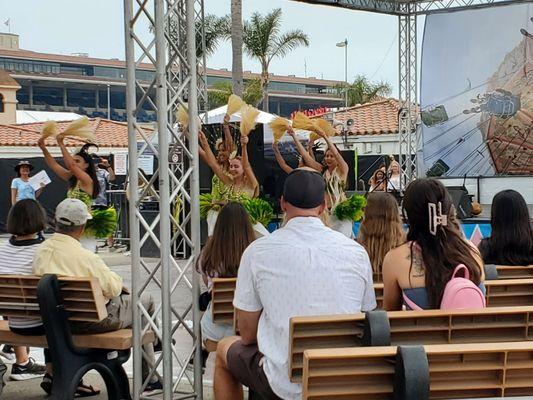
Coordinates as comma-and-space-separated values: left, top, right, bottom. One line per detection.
289, 127, 359, 237
199, 130, 273, 237
37, 134, 117, 252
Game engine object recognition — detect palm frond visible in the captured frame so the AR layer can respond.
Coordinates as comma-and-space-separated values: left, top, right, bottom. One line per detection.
269, 30, 310, 61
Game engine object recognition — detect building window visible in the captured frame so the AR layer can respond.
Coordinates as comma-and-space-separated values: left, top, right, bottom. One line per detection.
0, 93, 4, 113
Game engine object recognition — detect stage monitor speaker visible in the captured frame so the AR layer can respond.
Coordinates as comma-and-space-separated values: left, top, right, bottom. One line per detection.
447, 186, 473, 220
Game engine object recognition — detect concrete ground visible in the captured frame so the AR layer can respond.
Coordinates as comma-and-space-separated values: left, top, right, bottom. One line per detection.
0, 242, 220, 399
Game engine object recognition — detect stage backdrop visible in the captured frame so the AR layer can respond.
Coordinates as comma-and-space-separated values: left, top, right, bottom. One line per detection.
420, 4, 533, 178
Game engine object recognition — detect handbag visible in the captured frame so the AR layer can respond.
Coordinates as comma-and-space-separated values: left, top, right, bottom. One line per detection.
199, 291, 212, 312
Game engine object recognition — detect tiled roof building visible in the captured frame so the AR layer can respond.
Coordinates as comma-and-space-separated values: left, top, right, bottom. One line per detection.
0, 117, 146, 148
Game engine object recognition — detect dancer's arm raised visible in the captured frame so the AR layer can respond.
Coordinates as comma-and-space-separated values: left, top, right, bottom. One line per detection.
57, 135, 94, 194
198, 131, 233, 186
37, 136, 72, 181
287, 129, 322, 172
272, 142, 293, 174
240, 135, 259, 197
317, 129, 349, 181
223, 114, 236, 154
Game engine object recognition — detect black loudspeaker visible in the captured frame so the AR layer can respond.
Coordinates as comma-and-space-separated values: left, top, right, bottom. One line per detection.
139, 209, 160, 257
447, 186, 473, 219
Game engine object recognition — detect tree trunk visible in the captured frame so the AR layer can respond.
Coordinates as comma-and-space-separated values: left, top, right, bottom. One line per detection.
261, 62, 269, 112
231, 0, 243, 97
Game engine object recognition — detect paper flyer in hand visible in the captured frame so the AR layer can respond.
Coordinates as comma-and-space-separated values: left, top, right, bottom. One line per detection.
28, 170, 52, 191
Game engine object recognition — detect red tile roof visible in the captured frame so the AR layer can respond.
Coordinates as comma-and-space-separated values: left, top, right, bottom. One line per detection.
0, 118, 152, 148
313, 99, 400, 135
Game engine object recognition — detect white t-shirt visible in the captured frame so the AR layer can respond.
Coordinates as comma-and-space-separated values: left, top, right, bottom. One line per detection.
233, 216, 376, 400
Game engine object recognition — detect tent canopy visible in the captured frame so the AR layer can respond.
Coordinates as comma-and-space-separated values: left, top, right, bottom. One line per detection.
200, 105, 309, 144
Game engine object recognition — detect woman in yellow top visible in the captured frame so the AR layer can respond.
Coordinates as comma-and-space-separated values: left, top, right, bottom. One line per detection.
199, 131, 258, 199
199, 129, 266, 236
38, 136, 116, 251
210, 115, 236, 198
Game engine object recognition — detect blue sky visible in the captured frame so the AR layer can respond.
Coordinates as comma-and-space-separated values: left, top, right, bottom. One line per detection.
1, 0, 404, 94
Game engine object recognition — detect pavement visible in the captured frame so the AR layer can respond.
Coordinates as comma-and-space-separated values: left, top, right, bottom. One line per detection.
0, 240, 220, 399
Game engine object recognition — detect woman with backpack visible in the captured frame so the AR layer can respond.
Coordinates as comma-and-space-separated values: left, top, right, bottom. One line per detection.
382, 178, 485, 310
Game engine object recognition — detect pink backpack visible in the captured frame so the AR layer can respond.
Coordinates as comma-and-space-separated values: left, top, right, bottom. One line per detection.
404, 264, 486, 310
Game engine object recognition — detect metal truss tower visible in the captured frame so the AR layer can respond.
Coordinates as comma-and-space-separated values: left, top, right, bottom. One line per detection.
398, 3, 418, 187
124, 0, 206, 398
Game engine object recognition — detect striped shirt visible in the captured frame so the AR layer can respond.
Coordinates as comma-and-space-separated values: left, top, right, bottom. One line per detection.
0, 236, 44, 329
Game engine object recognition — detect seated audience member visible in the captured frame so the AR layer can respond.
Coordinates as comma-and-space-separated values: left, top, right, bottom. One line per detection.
198, 202, 255, 349
33, 198, 162, 395
358, 192, 405, 280
478, 189, 533, 266
382, 179, 485, 310
214, 168, 376, 400
0, 200, 46, 381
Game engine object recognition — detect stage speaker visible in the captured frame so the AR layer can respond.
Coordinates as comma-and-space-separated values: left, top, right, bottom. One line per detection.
139, 209, 160, 257
447, 186, 473, 219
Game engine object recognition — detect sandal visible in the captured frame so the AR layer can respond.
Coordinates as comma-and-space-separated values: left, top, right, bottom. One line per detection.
40, 374, 101, 398
75, 380, 101, 398
40, 373, 52, 395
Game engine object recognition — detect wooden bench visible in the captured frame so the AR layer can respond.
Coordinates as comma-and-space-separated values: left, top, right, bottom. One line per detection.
0, 274, 154, 399
485, 264, 533, 280
374, 278, 533, 309
211, 277, 237, 326
289, 306, 533, 382
302, 342, 533, 399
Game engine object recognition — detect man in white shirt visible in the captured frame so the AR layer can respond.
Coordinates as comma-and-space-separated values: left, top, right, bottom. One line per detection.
214, 168, 376, 400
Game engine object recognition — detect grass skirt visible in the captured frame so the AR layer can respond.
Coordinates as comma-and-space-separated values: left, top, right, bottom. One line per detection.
85, 207, 118, 239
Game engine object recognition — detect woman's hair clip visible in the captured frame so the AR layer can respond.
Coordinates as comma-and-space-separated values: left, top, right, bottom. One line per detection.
428, 201, 448, 235
229, 150, 238, 160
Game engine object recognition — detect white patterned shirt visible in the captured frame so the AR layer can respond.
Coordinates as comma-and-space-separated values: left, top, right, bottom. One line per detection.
233, 216, 376, 400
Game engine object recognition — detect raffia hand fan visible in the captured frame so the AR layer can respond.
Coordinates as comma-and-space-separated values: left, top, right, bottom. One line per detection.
60, 117, 94, 141
269, 117, 291, 144
239, 105, 260, 137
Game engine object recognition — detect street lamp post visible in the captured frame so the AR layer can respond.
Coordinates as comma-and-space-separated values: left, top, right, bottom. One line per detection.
336, 38, 348, 108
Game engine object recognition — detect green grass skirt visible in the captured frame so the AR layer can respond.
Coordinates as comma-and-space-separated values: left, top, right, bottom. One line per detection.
84, 207, 118, 238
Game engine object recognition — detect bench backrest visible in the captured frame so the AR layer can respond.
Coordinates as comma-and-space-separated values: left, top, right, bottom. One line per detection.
211, 277, 237, 325
495, 265, 533, 279
0, 274, 108, 322
302, 341, 533, 399
374, 278, 533, 309
289, 305, 533, 382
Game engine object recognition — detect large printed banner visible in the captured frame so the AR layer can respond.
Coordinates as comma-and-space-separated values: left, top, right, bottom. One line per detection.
420, 4, 533, 177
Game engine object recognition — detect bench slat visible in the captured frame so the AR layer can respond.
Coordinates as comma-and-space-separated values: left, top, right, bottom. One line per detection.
302, 342, 533, 399
290, 305, 533, 382
0, 320, 154, 350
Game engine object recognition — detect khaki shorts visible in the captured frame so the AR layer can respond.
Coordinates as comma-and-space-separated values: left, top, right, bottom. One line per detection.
227, 340, 281, 400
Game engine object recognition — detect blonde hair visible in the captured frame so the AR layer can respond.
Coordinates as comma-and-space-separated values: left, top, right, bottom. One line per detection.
358, 192, 405, 281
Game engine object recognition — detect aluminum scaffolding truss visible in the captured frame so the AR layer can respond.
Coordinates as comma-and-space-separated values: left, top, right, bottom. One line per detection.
124, 0, 205, 398
293, 0, 527, 185
398, 3, 418, 186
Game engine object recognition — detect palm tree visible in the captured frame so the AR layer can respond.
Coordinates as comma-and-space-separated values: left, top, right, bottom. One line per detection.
208, 79, 264, 109
243, 8, 310, 112
230, 0, 244, 97
337, 75, 392, 107
197, 14, 230, 58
